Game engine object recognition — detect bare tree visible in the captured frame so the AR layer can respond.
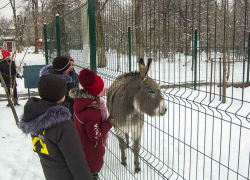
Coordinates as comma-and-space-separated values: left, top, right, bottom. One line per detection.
96, 0, 107, 67
30, 0, 39, 53
40, 0, 49, 23
135, 0, 143, 61
9, 0, 21, 52
0, 16, 13, 41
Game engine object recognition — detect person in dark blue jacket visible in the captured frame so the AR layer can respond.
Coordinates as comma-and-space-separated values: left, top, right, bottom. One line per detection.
18, 74, 93, 180
61, 55, 79, 88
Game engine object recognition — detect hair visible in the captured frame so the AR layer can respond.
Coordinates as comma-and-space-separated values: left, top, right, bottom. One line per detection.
87, 96, 101, 109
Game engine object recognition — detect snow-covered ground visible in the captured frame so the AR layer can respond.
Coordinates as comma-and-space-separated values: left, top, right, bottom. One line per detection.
0, 100, 44, 180
1, 50, 250, 180
0, 51, 45, 180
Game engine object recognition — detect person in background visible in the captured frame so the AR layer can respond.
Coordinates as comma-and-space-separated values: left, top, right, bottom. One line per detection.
18, 74, 93, 180
40, 56, 74, 120
69, 68, 115, 180
61, 55, 79, 88
0, 47, 21, 106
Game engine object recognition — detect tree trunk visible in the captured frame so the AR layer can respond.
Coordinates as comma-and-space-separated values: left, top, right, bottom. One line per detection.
34, 0, 39, 53
226, 0, 230, 81
9, 0, 20, 52
0, 73, 19, 125
222, 0, 227, 103
135, 0, 144, 62
80, 0, 90, 67
95, 0, 106, 67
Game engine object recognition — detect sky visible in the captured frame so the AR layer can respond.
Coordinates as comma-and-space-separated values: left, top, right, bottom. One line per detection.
0, 0, 24, 20
0, 0, 13, 19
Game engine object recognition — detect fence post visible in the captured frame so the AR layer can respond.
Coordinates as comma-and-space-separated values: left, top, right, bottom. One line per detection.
128, 27, 132, 72
210, 59, 213, 102
43, 23, 49, 65
222, 55, 226, 103
219, 57, 222, 101
88, 0, 97, 74
247, 32, 250, 82
194, 29, 198, 90
55, 14, 61, 57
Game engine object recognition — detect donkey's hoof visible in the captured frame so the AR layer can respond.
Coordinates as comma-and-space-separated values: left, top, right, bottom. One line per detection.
135, 167, 141, 173
121, 162, 127, 166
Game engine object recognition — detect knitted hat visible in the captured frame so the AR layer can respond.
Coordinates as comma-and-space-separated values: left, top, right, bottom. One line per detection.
38, 74, 66, 102
2, 50, 10, 58
61, 55, 74, 62
52, 56, 71, 73
78, 68, 104, 97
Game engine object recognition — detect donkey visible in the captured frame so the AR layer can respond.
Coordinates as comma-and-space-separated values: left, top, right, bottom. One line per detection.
106, 58, 167, 173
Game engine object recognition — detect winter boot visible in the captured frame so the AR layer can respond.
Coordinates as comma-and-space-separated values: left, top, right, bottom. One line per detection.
14, 98, 20, 106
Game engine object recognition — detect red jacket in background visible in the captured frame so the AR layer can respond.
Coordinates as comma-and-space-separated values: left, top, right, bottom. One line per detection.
71, 89, 112, 174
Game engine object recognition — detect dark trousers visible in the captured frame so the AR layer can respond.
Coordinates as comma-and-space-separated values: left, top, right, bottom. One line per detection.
64, 97, 74, 121
7, 83, 17, 98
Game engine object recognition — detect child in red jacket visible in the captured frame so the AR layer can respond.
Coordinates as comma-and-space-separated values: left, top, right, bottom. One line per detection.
69, 68, 114, 180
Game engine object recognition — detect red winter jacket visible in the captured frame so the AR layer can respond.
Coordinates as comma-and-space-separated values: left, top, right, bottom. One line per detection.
70, 89, 112, 173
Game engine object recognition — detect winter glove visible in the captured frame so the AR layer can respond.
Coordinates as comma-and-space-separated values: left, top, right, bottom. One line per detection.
107, 115, 115, 127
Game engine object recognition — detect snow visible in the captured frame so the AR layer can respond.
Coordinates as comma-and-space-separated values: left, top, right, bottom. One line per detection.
0, 51, 45, 180
0, 100, 44, 180
1, 50, 250, 180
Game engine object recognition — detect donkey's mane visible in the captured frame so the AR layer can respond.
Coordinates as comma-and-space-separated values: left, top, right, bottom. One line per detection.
116, 71, 142, 84
117, 71, 140, 79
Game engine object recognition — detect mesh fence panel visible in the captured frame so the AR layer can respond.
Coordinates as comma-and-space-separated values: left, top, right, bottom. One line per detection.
47, 2, 90, 73
45, 0, 250, 179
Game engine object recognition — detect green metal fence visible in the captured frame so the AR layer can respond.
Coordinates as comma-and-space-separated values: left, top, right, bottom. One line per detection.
45, 2, 92, 73
44, 0, 250, 179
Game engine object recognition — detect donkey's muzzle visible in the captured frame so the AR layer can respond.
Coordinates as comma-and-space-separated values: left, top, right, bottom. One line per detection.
156, 100, 167, 116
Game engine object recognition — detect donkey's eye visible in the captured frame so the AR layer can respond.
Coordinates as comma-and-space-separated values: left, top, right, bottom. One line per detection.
148, 90, 155, 94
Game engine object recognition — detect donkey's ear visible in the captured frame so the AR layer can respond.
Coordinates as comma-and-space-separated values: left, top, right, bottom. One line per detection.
139, 58, 152, 77
146, 58, 152, 69
139, 58, 145, 70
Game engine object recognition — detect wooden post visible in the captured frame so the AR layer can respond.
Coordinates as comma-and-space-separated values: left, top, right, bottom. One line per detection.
0, 73, 19, 125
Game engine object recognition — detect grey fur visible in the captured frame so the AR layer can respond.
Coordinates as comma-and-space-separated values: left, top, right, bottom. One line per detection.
69, 88, 95, 99
40, 64, 53, 76
19, 105, 71, 135
40, 65, 72, 83
106, 58, 167, 173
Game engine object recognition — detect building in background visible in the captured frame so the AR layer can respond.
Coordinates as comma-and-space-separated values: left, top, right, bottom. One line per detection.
2, 36, 16, 52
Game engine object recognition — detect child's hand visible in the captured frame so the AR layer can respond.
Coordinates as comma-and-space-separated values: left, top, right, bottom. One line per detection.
107, 115, 115, 126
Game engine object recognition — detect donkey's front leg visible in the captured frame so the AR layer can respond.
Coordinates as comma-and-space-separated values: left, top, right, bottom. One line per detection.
118, 137, 128, 166
115, 128, 128, 166
132, 136, 141, 173
132, 129, 142, 173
